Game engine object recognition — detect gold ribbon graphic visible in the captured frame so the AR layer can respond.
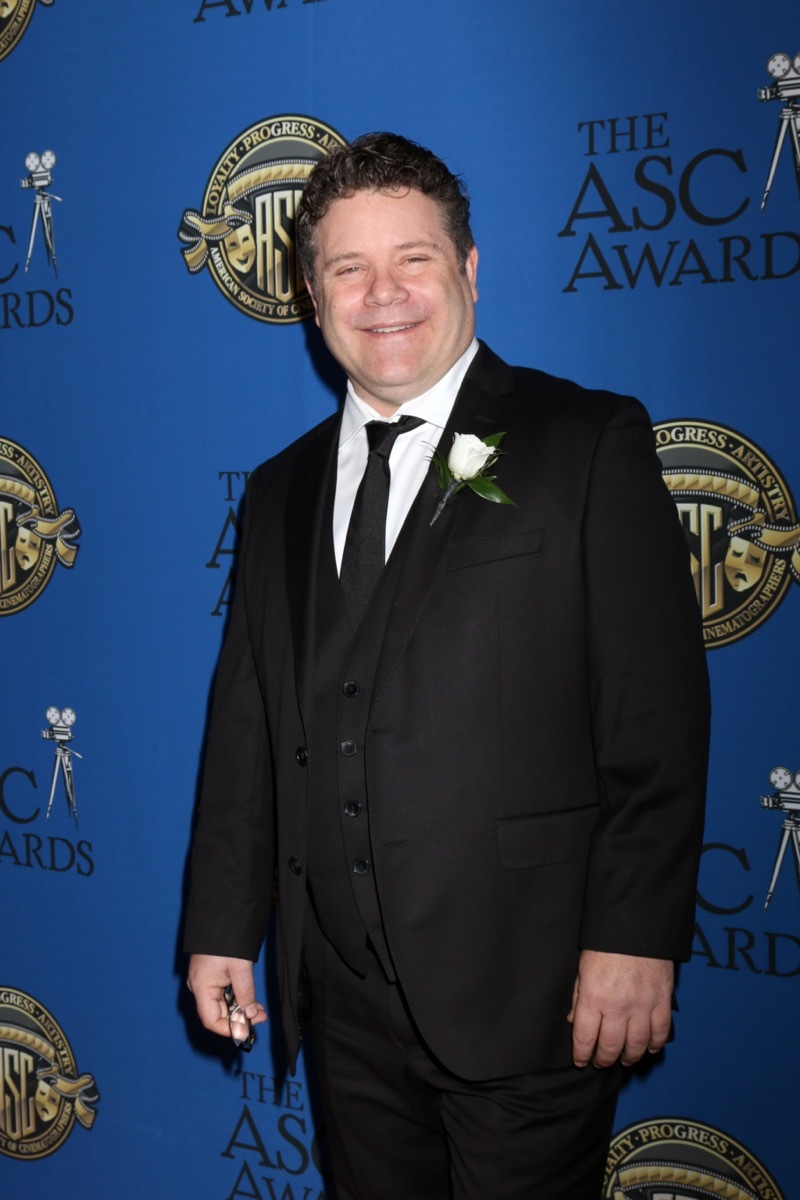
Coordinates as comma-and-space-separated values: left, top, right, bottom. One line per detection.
179, 159, 314, 273
226, 159, 314, 205
0, 476, 81, 567
178, 205, 251, 273
612, 1161, 757, 1199
663, 469, 800, 585
37, 1069, 99, 1130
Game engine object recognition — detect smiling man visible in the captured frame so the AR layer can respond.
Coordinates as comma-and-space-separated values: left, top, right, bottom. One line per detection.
184, 133, 710, 1200
307, 186, 478, 414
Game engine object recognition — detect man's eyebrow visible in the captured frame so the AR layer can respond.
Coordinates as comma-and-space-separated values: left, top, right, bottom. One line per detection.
322, 241, 444, 270
395, 240, 443, 253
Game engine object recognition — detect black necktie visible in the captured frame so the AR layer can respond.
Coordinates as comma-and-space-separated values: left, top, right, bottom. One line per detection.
340, 416, 425, 626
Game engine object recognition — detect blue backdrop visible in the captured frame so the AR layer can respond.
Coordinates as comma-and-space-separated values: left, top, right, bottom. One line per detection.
2, 2, 797, 1196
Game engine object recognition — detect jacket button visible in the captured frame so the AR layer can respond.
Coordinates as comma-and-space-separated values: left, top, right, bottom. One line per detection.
295, 746, 308, 766
344, 801, 362, 818
288, 856, 303, 875
352, 858, 370, 875
342, 680, 360, 697
339, 740, 357, 757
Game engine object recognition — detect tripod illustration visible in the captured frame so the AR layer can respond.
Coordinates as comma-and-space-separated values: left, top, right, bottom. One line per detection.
25, 187, 61, 273
42, 707, 81, 827
760, 766, 800, 909
760, 100, 800, 210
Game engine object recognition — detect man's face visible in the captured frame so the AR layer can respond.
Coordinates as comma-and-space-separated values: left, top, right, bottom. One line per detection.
308, 188, 478, 415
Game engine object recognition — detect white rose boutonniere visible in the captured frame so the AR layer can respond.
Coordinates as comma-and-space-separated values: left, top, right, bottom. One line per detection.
430, 431, 517, 526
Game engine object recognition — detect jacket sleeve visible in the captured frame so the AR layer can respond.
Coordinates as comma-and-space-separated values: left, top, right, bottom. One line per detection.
578, 396, 710, 961
183, 468, 275, 961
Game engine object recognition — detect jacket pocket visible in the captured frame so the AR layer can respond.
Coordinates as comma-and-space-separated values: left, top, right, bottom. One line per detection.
497, 804, 597, 871
445, 528, 544, 572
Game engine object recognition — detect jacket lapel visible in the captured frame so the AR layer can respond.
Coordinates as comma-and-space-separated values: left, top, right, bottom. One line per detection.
283, 415, 340, 728
370, 343, 518, 701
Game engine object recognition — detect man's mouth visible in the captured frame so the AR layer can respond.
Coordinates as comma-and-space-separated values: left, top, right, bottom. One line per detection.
366, 323, 419, 334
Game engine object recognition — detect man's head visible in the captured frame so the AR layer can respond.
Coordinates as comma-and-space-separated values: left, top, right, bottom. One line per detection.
296, 132, 474, 294
296, 133, 479, 415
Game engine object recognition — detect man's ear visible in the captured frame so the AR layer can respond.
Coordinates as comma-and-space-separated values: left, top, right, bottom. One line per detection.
304, 277, 321, 327
465, 246, 479, 302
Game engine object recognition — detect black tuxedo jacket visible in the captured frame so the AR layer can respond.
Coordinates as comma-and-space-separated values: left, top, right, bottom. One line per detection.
184, 342, 710, 1080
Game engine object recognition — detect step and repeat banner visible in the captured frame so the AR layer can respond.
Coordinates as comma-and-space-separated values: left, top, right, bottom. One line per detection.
1, 1, 797, 1196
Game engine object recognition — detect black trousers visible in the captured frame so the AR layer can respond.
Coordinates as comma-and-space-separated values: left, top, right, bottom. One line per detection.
303, 916, 622, 1200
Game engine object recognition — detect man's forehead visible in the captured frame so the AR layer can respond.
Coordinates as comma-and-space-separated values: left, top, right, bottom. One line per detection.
321, 187, 445, 227
316, 189, 451, 259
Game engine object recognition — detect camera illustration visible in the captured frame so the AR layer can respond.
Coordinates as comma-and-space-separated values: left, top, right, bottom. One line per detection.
758, 51, 800, 102
760, 765, 800, 908
20, 149, 56, 191
42, 705, 76, 744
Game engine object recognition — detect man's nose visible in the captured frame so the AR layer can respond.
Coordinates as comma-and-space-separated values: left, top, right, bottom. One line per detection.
365, 266, 409, 305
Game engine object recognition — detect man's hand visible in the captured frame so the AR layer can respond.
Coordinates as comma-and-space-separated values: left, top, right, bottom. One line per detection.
187, 954, 267, 1039
568, 949, 673, 1068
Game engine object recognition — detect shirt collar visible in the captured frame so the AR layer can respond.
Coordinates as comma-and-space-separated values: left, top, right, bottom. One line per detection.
339, 338, 479, 448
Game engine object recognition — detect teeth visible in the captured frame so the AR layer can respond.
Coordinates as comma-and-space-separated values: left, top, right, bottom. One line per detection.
371, 324, 414, 333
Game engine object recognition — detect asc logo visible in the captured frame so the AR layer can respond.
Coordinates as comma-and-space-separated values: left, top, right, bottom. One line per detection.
0, 0, 51, 62
604, 1117, 784, 1199
0, 987, 99, 1159
0, 438, 81, 616
179, 114, 346, 324
655, 420, 800, 648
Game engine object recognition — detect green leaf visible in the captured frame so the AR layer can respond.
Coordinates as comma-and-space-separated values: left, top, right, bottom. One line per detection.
467, 477, 517, 506
481, 431, 506, 449
431, 450, 452, 491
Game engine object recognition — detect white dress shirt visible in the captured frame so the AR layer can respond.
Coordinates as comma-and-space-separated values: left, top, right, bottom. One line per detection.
333, 339, 479, 572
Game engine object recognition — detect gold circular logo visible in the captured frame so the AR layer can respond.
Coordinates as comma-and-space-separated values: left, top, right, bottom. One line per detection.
655, 420, 799, 648
0, 986, 99, 1159
179, 114, 347, 324
0, 0, 39, 62
604, 1116, 784, 1199
0, 438, 81, 617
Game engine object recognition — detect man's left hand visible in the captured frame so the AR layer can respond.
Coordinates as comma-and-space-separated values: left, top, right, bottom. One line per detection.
568, 950, 674, 1068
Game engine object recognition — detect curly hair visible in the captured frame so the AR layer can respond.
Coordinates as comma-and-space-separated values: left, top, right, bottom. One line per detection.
296, 132, 474, 291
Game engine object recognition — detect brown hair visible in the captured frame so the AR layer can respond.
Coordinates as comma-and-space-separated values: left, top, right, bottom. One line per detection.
296, 132, 474, 290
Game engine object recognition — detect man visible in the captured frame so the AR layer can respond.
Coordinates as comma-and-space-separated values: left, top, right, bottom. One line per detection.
185, 133, 710, 1199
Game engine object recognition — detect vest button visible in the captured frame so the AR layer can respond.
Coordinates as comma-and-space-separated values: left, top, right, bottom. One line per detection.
288, 856, 303, 875
339, 739, 358, 756
342, 680, 360, 697
295, 746, 308, 766
352, 858, 370, 875
344, 801, 362, 818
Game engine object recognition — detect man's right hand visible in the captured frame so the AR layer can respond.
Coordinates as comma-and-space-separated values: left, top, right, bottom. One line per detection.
187, 953, 267, 1039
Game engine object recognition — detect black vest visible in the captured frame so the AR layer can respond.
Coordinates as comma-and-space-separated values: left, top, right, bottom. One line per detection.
304, 494, 400, 979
